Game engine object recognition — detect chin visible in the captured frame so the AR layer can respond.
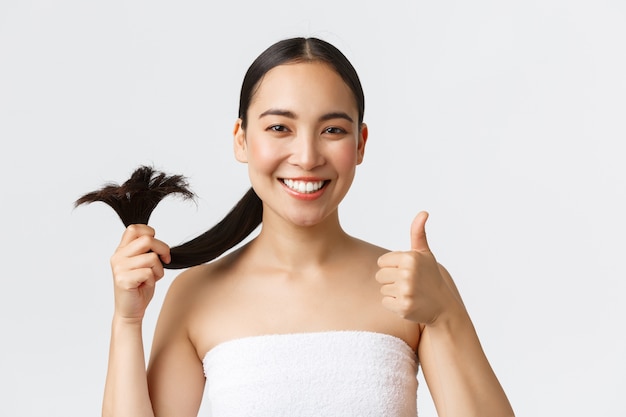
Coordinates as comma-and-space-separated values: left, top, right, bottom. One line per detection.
289, 216, 325, 227
283, 209, 333, 228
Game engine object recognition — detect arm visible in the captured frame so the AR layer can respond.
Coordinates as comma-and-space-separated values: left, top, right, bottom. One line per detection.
103, 299, 206, 417
102, 224, 168, 417
103, 317, 154, 417
418, 265, 514, 417
102, 225, 204, 417
376, 212, 514, 417
147, 270, 206, 416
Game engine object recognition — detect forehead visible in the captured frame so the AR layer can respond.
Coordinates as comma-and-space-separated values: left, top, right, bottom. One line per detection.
249, 62, 358, 117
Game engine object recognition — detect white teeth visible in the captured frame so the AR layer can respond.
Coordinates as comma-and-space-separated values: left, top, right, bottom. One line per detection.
282, 179, 325, 194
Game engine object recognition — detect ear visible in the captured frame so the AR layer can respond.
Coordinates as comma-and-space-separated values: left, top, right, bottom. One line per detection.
233, 118, 248, 163
356, 123, 368, 165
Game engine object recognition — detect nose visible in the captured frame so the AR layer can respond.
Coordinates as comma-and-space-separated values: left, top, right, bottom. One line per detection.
289, 131, 325, 171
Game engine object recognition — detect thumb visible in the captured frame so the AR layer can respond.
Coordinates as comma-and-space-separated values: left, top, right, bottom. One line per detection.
410, 211, 430, 252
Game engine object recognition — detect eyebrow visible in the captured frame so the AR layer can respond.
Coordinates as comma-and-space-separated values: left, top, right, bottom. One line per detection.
258, 108, 354, 124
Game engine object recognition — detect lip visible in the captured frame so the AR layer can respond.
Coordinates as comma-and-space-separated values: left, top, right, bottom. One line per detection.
278, 177, 330, 201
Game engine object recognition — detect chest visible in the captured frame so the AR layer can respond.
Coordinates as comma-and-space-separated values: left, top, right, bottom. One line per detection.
188, 268, 419, 358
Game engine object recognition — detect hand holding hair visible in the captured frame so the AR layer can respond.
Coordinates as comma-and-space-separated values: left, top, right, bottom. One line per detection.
75, 165, 263, 270
376, 212, 459, 325
109, 224, 171, 321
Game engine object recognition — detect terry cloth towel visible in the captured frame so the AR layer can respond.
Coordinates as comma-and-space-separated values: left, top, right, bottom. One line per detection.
202, 330, 418, 417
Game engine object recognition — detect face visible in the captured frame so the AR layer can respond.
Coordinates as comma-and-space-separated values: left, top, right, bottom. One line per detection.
233, 62, 368, 228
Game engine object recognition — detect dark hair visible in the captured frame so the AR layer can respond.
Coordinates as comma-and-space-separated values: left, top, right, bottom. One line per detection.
76, 37, 365, 269
239, 37, 365, 128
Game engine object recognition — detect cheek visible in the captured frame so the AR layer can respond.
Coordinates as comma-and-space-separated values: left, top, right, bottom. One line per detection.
331, 141, 360, 170
246, 139, 282, 171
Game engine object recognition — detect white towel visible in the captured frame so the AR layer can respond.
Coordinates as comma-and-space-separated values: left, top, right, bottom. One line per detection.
202, 330, 418, 417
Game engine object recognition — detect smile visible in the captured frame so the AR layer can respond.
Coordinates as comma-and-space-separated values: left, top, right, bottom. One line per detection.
280, 179, 328, 194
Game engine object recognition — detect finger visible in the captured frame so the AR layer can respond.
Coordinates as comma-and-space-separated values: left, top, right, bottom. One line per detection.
119, 224, 156, 247
377, 251, 407, 268
117, 234, 171, 264
410, 211, 430, 252
114, 268, 157, 291
113, 262, 165, 291
123, 252, 166, 280
141, 238, 171, 265
115, 268, 158, 292
381, 295, 400, 314
111, 253, 170, 287
112, 251, 161, 277
375, 267, 399, 285
379, 283, 398, 298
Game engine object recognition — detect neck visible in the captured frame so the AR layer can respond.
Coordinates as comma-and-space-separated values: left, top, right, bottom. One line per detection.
252, 208, 352, 269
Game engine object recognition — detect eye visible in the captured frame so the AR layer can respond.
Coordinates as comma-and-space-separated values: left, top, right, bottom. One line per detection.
268, 124, 289, 133
323, 126, 347, 135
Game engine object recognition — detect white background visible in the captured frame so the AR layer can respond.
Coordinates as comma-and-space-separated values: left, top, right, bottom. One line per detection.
1, 1, 625, 416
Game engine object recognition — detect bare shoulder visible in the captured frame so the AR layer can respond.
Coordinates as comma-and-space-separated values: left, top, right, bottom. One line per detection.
165, 262, 220, 298
161, 249, 242, 315
347, 235, 390, 260
157, 246, 254, 355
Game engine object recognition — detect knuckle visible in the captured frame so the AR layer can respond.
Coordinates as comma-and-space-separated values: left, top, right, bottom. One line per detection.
398, 254, 416, 270
136, 234, 152, 245
147, 251, 162, 265
119, 269, 150, 289
404, 277, 415, 293
155, 268, 165, 280
398, 269, 414, 283
126, 224, 141, 234
399, 296, 414, 314
134, 235, 154, 252
381, 296, 394, 310
110, 257, 124, 274
112, 272, 130, 288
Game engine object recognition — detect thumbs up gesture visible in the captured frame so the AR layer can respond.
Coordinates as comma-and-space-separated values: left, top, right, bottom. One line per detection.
376, 212, 458, 325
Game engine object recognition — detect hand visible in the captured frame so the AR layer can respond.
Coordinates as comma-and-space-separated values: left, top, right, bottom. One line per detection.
376, 212, 456, 325
109, 224, 171, 322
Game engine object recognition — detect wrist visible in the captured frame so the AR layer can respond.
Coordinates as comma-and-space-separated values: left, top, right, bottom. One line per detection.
428, 299, 471, 331
112, 313, 144, 328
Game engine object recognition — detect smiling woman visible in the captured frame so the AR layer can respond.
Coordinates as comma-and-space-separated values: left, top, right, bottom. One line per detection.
79, 37, 515, 417
233, 61, 366, 226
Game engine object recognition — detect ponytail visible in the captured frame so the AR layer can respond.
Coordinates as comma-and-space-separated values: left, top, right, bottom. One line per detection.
75, 165, 262, 269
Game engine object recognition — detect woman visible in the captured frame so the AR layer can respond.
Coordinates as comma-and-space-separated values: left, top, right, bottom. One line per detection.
99, 37, 514, 416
